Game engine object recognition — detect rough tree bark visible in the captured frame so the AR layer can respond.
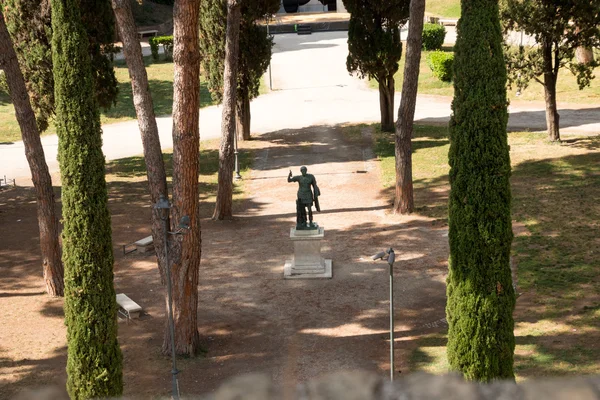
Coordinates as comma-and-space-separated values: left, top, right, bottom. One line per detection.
236, 90, 251, 141
213, 0, 242, 220
378, 74, 395, 132
542, 40, 560, 142
169, 0, 202, 355
0, 10, 64, 297
394, 0, 425, 215
111, 0, 169, 279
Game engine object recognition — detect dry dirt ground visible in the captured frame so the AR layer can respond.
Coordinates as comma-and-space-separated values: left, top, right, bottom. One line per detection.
0, 125, 451, 399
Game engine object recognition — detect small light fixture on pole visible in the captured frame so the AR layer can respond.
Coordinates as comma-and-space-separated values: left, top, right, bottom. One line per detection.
266, 14, 273, 91
154, 194, 191, 400
234, 124, 242, 181
372, 247, 396, 381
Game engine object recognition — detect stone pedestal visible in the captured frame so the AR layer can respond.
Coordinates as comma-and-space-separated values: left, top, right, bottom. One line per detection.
284, 226, 332, 279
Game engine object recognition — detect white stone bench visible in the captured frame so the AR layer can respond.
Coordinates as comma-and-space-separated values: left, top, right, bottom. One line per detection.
439, 18, 458, 26
134, 235, 154, 253
116, 293, 143, 319
137, 29, 158, 39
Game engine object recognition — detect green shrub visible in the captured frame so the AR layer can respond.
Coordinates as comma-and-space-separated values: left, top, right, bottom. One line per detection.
0, 71, 7, 94
149, 35, 173, 61
422, 23, 446, 50
427, 51, 454, 82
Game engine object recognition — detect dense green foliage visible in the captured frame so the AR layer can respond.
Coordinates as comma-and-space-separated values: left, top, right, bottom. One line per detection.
500, 0, 600, 92
2, 0, 119, 132
51, 0, 123, 396
149, 35, 174, 61
342, 0, 409, 81
80, 0, 119, 108
427, 50, 454, 82
446, 0, 515, 382
0, 71, 8, 94
199, 0, 278, 104
422, 23, 446, 51
2, 0, 54, 131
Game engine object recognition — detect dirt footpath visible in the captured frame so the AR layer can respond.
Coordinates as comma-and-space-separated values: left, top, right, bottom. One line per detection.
0, 125, 450, 399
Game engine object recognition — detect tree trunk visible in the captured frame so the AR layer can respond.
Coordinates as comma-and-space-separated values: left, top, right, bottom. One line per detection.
0, 10, 64, 297
576, 46, 594, 65
236, 90, 251, 141
213, 0, 242, 220
542, 41, 560, 142
111, 0, 169, 281
394, 0, 425, 215
169, 0, 202, 356
378, 74, 395, 132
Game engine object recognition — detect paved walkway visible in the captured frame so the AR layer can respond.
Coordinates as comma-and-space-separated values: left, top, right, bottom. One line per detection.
1, 31, 598, 183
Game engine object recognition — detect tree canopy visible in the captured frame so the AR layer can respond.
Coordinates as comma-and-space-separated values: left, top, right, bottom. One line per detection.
2, 0, 119, 132
501, 0, 600, 141
343, 0, 409, 81
199, 0, 278, 105
343, 0, 410, 132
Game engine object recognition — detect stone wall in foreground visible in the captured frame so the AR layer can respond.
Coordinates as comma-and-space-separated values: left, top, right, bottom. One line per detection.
203, 371, 600, 400
12, 371, 600, 399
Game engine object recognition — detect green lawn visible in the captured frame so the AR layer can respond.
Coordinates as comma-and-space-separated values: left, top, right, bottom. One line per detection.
426, 0, 460, 18
353, 123, 600, 380
370, 47, 600, 104
105, 138, 253, 216
0, 57, 214, 143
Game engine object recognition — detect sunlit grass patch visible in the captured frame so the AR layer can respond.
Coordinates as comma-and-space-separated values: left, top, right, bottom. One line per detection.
350, 122, 600, 379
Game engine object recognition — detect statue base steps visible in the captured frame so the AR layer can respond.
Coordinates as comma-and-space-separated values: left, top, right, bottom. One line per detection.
284, 226, 332, 279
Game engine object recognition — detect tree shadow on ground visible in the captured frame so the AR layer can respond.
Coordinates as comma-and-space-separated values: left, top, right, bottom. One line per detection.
408, 328, 600, 379
368, 125, 600, 379
0, 91, 10, 106
0, 345, 68, 399
418, 107, 600, 132
3, 126, 599, 397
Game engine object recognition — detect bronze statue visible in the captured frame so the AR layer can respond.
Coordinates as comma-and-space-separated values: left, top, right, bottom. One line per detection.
288, 166, 320, 230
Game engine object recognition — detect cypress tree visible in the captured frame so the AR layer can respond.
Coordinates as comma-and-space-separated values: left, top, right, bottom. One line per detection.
2, 0, 119, 133
51, 0, 122, 396
445, 0, 515, 382
199, 0, 278, 140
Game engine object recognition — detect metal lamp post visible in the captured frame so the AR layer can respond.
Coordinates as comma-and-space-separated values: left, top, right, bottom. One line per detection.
372, 247, 396, 381
266, 15, 273, 91
234, 125, 242, 180
154, 195, 191, 400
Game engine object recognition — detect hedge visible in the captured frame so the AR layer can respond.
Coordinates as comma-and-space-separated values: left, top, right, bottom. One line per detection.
422, 23, 446, 51
149, 35, 173, 61
427, 50, 454, 82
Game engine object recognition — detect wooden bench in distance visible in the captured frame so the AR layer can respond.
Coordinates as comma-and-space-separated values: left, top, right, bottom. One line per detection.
116, 293, 143, 319
137, 29, 158, 39
135, 235, 154, 253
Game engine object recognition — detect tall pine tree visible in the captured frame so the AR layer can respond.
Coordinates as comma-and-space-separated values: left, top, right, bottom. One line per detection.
51, 0, 122, 395
446, 0, 515, 382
